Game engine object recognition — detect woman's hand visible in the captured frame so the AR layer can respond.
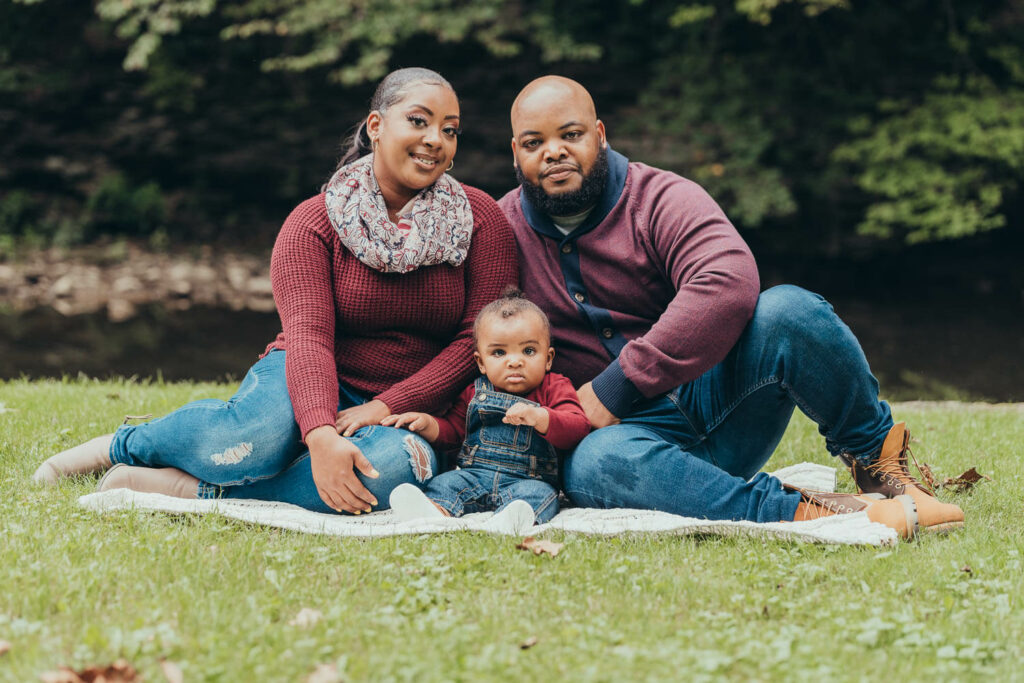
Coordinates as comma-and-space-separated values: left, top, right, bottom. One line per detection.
336, 399, 390, 437
306, 425, 379, 514
502, 402, 550, 434
381, 412, 440, 443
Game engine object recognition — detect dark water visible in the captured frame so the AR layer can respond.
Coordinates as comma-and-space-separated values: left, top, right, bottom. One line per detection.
1, 297, 1021, 402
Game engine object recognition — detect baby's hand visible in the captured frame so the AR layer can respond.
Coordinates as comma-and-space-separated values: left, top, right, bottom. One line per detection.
381, 412, 440, 443
503, 402, 544, 428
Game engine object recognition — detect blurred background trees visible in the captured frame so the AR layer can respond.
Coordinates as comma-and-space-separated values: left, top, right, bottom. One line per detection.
2, 0, 1022, 260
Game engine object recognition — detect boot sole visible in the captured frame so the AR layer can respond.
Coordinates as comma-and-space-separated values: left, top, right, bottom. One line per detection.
917, 520, 965, 534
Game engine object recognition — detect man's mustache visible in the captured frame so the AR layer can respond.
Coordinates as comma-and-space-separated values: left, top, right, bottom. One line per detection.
542, 163, 581, 177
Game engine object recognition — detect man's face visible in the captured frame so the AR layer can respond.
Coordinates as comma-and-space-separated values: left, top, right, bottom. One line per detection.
511, 90, 607, 203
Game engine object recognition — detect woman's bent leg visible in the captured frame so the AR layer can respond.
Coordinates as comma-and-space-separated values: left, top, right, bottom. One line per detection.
109, 350, 304, 486
216, 426, 438, 514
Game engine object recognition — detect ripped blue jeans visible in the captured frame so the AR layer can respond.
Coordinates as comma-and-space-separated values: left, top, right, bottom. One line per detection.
109, 349, 436, 513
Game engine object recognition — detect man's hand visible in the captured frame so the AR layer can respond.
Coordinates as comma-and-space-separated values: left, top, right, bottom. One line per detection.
306, 425, 379, 514
503, 402, 550, 434
380, 412, 441, 443
577, 382, 620, 429
336, 399, 390, 437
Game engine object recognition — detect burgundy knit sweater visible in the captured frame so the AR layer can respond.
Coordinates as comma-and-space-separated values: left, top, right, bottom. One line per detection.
264, 185, 517, 439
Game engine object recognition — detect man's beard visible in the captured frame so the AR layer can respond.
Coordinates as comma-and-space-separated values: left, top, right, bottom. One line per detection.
517, 146, 609, 217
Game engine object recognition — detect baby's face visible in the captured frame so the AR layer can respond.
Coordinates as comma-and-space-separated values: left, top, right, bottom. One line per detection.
474, 312, 554, 394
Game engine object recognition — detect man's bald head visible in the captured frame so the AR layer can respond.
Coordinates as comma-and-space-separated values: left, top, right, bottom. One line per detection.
510, 76, 597, 135
509, 76, 608, 216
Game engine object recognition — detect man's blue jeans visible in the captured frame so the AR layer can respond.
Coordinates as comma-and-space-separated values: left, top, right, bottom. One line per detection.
109, 349, 436, 513
563, 285, 894, 523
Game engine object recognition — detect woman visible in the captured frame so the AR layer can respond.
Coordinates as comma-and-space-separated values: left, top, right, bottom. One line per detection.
33, 67, 518, 514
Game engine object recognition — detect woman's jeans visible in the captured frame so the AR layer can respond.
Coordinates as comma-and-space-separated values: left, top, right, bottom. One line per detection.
109, 349, 436, 514
563, 285, 894, 523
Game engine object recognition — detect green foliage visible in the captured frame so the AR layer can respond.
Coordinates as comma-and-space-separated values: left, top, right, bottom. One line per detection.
0, 190, 39, 236
95, 0, 601, 84
835, 83, 1024, 243
624, 53, 798, 228
85, 172, 168, 238
3, 0, 1024, 251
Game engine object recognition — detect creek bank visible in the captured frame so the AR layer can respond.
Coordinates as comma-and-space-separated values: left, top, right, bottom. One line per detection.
0, 244, 274, 321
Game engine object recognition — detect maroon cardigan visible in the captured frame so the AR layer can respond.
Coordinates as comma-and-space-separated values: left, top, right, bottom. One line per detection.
265, 185, 517, 439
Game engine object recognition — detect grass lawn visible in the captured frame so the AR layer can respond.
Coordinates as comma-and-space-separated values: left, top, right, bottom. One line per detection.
1, 378, 1022, 681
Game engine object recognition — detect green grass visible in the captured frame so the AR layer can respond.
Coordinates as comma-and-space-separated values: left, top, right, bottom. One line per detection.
1, 378, 1022, 682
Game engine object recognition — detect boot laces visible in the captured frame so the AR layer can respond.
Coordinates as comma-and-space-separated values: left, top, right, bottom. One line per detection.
864, 436, 935, 495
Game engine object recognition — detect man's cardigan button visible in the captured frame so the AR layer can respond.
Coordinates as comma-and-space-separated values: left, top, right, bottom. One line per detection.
573, 292, 585, 303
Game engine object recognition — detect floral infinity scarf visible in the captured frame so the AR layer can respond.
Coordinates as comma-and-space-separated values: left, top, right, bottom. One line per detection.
323, 154, 473, 273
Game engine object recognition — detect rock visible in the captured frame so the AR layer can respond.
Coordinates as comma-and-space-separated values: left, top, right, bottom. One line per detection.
107, 298, 136, 322
113, 275, 144, 294
248, 276, 273, 296
169, 280, 192, 297
52, 273, 76, 298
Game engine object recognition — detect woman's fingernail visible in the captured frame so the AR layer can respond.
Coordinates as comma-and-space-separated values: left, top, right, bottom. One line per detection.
370, 469, 380, 478
370, 498, 378, 506
354, 510, 361, 515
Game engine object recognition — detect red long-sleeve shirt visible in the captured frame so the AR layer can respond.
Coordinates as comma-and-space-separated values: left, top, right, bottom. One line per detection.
265, 186, 517, 439
433, 372, 591, 452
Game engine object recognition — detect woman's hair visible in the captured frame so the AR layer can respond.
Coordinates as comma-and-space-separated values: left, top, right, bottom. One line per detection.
473, 286, 551, 344
332, 67, 455, 173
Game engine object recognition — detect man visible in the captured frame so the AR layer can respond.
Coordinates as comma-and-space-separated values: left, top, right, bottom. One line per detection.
497, 75, 964, 532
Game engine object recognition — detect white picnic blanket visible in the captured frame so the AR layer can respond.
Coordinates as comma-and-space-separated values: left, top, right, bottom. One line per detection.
77, 462, 898, 546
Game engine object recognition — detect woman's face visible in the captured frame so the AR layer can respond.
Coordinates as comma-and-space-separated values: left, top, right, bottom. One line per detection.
366, 82, 460, 211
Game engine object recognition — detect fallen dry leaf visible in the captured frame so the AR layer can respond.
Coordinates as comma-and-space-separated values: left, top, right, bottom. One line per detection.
961, 565, 973, 574
516, 536, 564, 557
306, 663, 344, 683
160, 659, 184, 683
917, 462, 939, 491
941, 467, 992, 493
0, 640, 10, 656
40, 660, 141, 683
520, 636, 539, 650
289, 607, 324, 629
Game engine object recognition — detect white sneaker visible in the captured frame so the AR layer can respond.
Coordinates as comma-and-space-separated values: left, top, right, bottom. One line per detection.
388, 483, 446, 521
480, 499, 536, 535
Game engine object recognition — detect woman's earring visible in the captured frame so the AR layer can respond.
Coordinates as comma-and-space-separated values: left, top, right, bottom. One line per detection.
371, 137, 379, 152
446, 160, 454, 171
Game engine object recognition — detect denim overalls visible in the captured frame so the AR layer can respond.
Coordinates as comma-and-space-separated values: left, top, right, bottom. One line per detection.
421, 377, 561, 523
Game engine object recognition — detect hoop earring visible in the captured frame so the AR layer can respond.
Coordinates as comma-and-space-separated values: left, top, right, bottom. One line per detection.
446, 160, 454, 171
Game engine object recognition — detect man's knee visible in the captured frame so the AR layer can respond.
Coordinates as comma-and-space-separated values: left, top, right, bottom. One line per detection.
750, 285, 842, 343
563, 426, 647, 505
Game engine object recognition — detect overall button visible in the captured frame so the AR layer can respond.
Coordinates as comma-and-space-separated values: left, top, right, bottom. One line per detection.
561, 243, 573, 254
573, 292, 585, 303
477, 392, 488, 401
601, 328, 614, 338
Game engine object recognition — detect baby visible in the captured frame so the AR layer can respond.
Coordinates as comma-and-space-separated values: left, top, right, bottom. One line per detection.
385, 288, 590, 532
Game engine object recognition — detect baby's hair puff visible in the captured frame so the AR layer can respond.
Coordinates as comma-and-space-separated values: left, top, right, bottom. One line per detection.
473, 286, 551, 343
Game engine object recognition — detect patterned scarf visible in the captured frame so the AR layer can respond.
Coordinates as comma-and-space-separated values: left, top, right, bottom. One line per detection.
323, 154, 473, 273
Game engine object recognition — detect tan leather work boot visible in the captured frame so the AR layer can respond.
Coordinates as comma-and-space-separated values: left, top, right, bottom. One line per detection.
32, 434, 115, 484
789, 487, 918, 541
97, 464, 199, 499
848, 422, 965, 533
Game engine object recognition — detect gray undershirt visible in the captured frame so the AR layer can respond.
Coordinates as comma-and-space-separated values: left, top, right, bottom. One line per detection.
551, 206, 595, 236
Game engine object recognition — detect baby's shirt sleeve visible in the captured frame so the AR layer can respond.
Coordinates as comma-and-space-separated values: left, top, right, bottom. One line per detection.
433, 384, 474, 450
538, 373, 592, 451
